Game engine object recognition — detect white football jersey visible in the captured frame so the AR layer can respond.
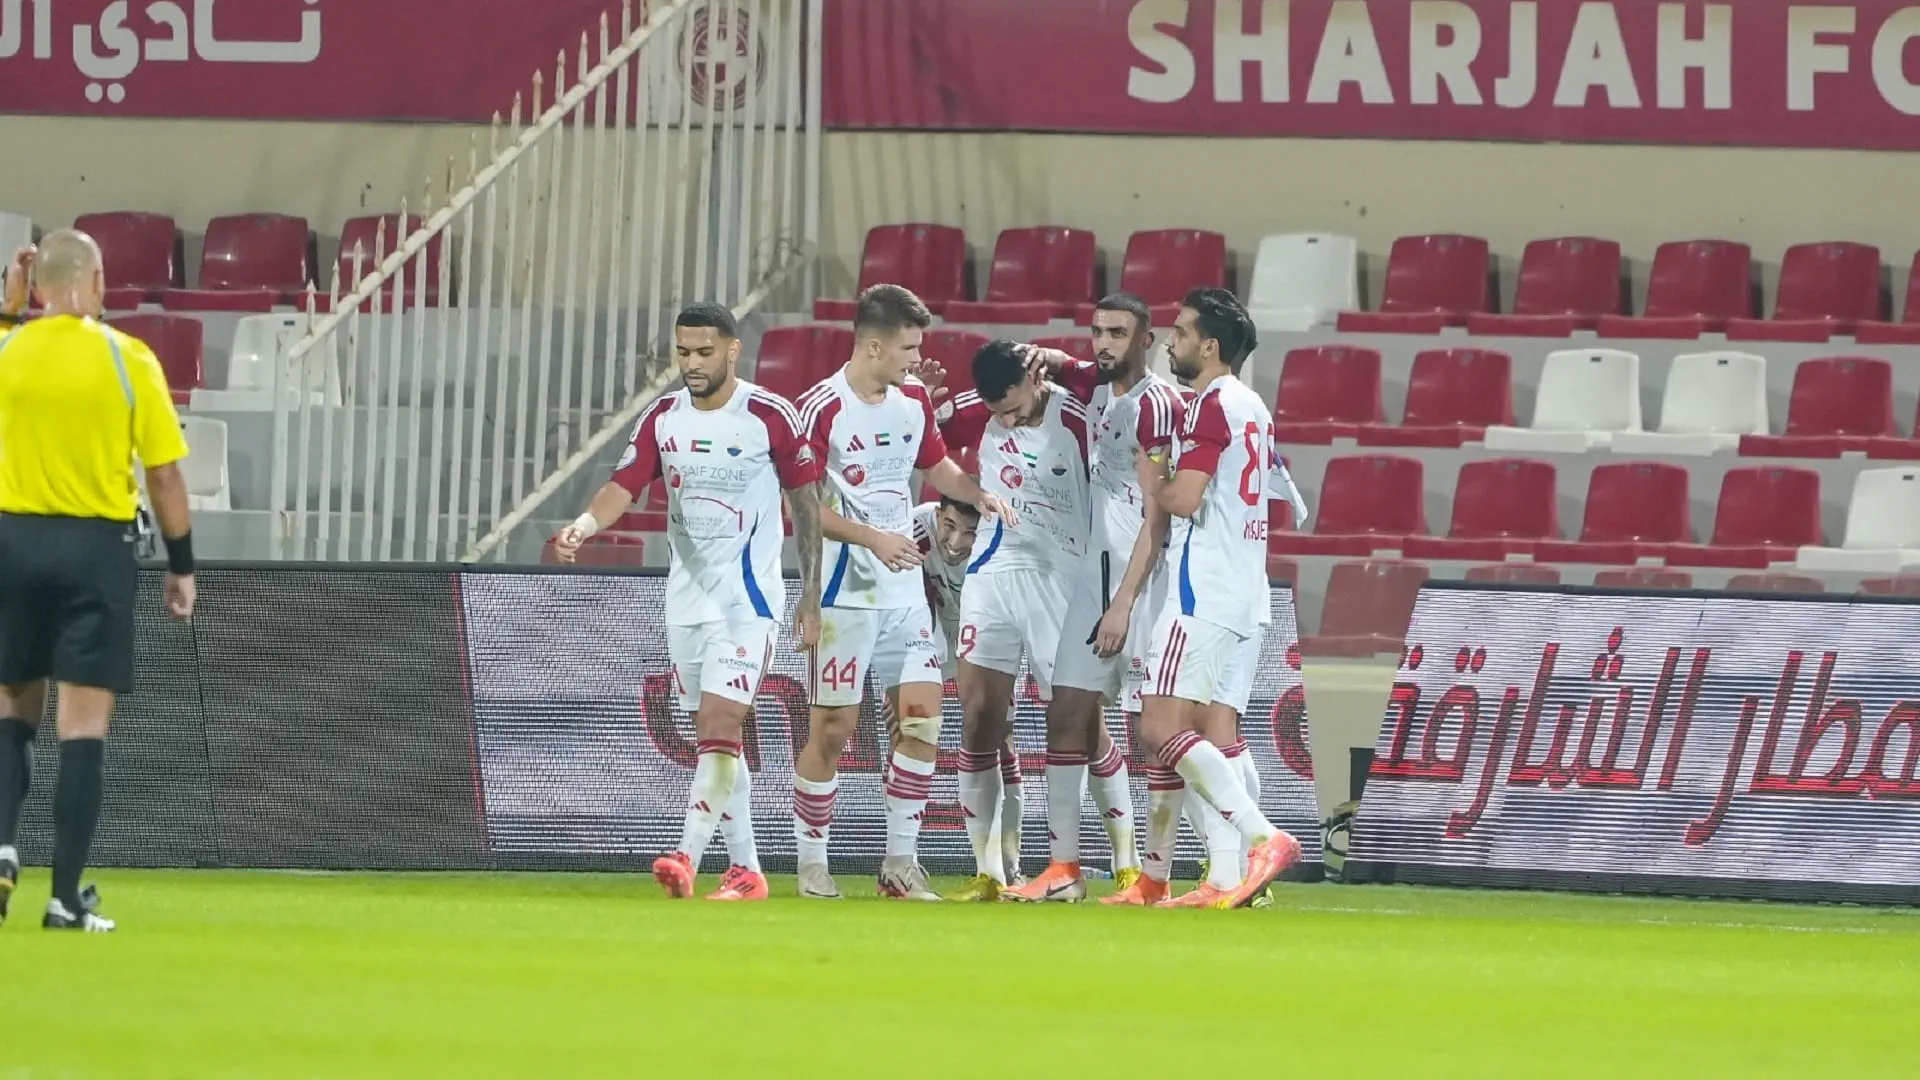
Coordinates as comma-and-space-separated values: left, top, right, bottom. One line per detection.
1167, 374, 1273, 636
950, 383, 1091, 576
611, 380, 820, 627
911, 501, 967, 644
1083, 366, 1186, 563
795, 368, 948, 610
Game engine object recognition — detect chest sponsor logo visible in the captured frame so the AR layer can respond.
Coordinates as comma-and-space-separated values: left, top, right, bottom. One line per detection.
1000, 465, 1025, 489
843, 464, 867, 486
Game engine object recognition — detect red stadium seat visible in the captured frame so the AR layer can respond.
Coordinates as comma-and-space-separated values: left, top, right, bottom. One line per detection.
164, 214, 316, 311
813, 224, 971, 321
1335, 234, 1491, 334
1596, 240, 1754, 339
1303, 559, 1429, 657
752, 324, 853, 401
330, 214, 444, 310
944, 227, 1098, 324
1270, 455, 1424, 556
1860, 574, 1920, 597
1666, 467, 1822, 569
1271, 345, 1384, 443
1464, 563, 1562, 585
1029, 335, 1094, 366
73, 211, 182, 301
1593, 567, 1694, 590
1467, 237, 1624, 337
615, 480, 670, 533
108, 313, 204, 404
1534, 461, 1690, 564
1071, 229, 1227, 325
922, 328, 991, 403
1725, 242, 1885, 342
1265, 554, 1299, 584
1738, 356, 1895, 458
1727, 572, 1827, 594
541, 532, 647, 567
1357, 348, 1513, 448
1402, 458, 1558, 561
1854, 250, 1920, 345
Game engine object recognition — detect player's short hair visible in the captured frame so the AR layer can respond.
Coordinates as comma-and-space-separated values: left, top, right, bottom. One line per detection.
1182, 287, 1257, 373
853, 284, 932, 338
675, 301, 737, 338
971, 339, 1027, 404
1093, 292, 1152, 333
938, 494, 981, 518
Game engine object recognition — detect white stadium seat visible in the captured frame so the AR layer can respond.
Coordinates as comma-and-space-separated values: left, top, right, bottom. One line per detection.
194, 312, 341, 410
0, 212, 31, 262
180, 415, 231, 511
1483, 348, 1642, 453
1611, 351, 1768, 457
1796, 467, 1920, 572
1247, 232, 1358, 332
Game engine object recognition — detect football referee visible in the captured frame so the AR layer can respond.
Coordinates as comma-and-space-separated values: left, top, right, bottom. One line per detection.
0, 233, 196, 933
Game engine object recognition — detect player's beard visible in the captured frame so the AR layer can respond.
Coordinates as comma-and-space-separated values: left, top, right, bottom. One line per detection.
1169, 350, 1202, 381
683, 372, 724, 399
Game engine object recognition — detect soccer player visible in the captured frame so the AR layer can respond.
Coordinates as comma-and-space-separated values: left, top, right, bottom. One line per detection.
943, 340, 1092, 901
555, 301, 824, 903
789, 285, 1007, 901
1002, 294, 1183, 903
1131, 287, 1301, 909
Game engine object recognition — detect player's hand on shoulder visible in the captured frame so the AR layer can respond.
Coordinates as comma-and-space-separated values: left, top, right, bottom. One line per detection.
908, 355, 951, 407
976, 492, 1019, 528
868, 528, 924, 572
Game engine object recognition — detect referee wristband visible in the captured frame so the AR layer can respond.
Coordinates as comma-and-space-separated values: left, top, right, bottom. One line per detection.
164, 531, 195, 575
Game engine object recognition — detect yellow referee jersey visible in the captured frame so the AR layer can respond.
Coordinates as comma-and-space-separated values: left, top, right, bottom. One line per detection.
0, 315, 189, 522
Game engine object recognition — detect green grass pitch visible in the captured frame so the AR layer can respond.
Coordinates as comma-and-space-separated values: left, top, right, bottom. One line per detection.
2, 871, 1916, 1078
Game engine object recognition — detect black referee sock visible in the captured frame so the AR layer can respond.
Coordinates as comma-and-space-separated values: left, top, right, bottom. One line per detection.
51, 738, 104, 910
0, 717, 35, 848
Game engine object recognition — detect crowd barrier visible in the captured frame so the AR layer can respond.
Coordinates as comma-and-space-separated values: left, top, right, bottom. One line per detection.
1349, 581, 1920, 905
11, 566, 1322, 877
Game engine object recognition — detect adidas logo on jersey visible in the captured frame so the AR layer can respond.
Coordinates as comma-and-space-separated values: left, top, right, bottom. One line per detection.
847, 435, 866, 451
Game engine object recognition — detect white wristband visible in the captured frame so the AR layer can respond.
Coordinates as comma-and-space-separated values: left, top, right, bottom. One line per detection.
569, 512, 601, 539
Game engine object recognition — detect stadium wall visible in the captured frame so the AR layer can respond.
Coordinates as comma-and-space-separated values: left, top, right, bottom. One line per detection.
6, 116, 1920, 310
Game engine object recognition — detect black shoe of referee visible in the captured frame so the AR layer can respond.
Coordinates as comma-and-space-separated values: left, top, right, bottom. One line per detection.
43, 885, 113, 933
0, 846, 17, 928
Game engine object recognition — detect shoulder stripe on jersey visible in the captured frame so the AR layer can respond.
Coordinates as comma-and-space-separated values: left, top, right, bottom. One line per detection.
795, 381, 838, 426
749, 388, 805, 428
951, 390, 982, 409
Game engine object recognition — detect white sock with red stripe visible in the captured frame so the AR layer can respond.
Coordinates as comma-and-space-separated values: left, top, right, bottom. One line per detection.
792, 773, 837, 869
677, 740, 741, 866
1087, 739, 1138, 873
1226, 739, 1260, 866
883, 752, 935, 859
956, 750, 1005, 883
1159, 729, 1274, 842
1186, 788, 1244, 889
999, 749, 1025, 876
1044, 751, 1087, 866
718, 756, 760, 873
1142, 765, 1184, 884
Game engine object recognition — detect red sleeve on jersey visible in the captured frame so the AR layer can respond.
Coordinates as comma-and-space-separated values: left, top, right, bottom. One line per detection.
940, 392, 990, 460
1054, 359, 1101, 404
904, 382, 950, 469
609, 397, 671, 498
1135, 385, 1185, 455
749, 392, 824, 490
797, 383, 840, 465
1178, 392, 1231, 477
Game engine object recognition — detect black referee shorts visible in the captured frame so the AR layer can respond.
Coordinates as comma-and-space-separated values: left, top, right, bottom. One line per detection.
0, 514, 139, 695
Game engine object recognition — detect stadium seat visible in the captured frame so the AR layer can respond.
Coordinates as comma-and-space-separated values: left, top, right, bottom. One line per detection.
1725, 242, 1885, 342
1593, 567, 1693, 590
331, 214, 443, 310
1265, 553, 1300, 584
1402, 458, 1558, 561
615, 480, 670, 533
944, 226, 1098, 323
221, 313, 342, 406
1738, 356, 1895, 458
108, 314, 204, 404
1483, 348, 1641, 453
1611, 351, 1767, 456
1596, 240, 1754, 339
1030, 335, 1094, 367
543, 533, 647, 567
1854, 250, 1920, 345
1304, 559, 1429, 657
164, 213, 316, 311
1467, 237, 1624, 336
1271, 345, 1384, 443
1464, 563, 1562, 585
1727, 572, 1827, 594
1534, 461, 1690, 564
1246, 232, 1358, 332
179, 415, 231, 511
922, 328, 991, 402
1796, 467, 1920, 572
1073, 229, 1226, 326
1270, 454, 1424, 556
752, 324, 853, 401
813, 224, 970, 321
1666, 467, 1822, 569
1357, 348, 1513, 448
1335, 234, 1491, 334
1859, 574, 1920, 597
73, 211, 181, 303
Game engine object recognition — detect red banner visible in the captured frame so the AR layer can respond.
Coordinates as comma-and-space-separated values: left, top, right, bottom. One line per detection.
0, 0, 630, 121
823, 0, 1920, 150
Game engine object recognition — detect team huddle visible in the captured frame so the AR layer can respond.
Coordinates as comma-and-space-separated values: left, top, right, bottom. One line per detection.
556, 284, 1307, 909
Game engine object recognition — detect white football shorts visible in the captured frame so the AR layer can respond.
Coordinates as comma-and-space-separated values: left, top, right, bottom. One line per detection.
1138, 608, 1248, 708
807, 604, 943, 707
666, 617, 777, 711
955, 567, 1069, 698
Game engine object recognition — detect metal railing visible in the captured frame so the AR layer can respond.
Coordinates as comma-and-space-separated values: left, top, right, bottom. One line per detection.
267, 0, 820, 562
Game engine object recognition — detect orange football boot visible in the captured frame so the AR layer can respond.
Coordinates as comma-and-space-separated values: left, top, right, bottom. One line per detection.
705, 865, 770, 901
1000, 860, 1086, 903
1098, 873, 1170, 906
1154, 882, 1234, 909
1225, 832, 1301, 909
652, 851, 696, 898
